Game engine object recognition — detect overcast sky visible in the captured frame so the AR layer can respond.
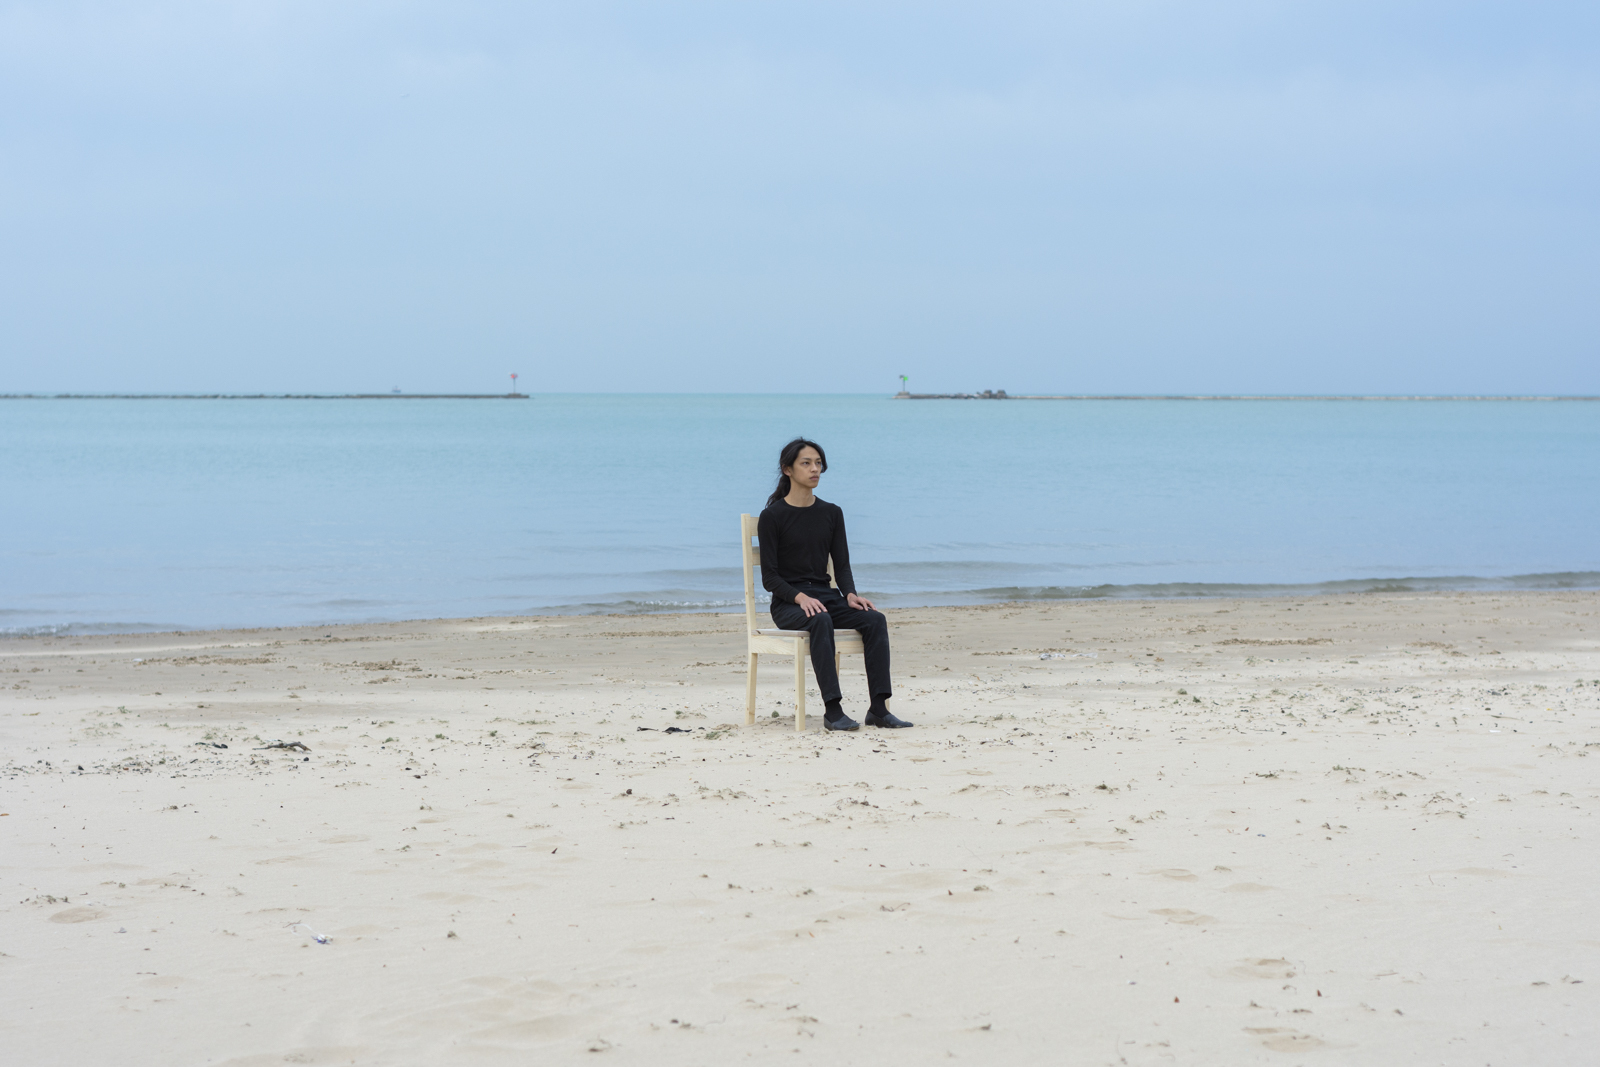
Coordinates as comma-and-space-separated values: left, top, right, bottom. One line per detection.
2, 1, 1596, 395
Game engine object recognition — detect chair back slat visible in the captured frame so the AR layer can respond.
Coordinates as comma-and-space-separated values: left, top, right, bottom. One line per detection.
740, 514, 760, 636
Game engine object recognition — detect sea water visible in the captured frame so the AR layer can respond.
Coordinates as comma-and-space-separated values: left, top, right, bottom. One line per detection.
2, 395, 1597, 634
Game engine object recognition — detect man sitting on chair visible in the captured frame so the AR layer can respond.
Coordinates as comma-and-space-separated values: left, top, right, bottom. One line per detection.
758, 437, 912, 732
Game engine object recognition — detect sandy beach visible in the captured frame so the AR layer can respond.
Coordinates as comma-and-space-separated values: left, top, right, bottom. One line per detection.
3, 592, 1597, 1065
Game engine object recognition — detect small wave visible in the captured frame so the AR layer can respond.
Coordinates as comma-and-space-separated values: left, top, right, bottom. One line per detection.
458, 570, 1600, 616
0, 621, 188, 638
7, 572, 1594, 633
536, 598, 746, 616
954, 571, 1600, 602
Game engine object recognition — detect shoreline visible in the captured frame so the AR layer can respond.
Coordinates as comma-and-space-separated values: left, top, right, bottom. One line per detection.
8, 586, 1597, 657
6, 587, 1595, 663
8, 576, 1600, 641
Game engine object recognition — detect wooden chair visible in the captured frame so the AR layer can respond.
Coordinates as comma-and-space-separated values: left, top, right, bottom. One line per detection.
741, 513, 863, 731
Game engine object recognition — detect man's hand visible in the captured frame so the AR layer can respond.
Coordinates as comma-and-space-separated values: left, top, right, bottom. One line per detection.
794, 593, 826, 617
846, 593, 876, 612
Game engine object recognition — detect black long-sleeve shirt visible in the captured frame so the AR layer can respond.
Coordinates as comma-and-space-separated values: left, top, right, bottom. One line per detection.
757, 498, 857, 604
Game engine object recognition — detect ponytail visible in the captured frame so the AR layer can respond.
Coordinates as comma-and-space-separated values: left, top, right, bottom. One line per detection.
767, 472, 792, 509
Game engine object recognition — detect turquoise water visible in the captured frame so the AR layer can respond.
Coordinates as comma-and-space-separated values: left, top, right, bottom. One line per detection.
2, 395, 1597, 634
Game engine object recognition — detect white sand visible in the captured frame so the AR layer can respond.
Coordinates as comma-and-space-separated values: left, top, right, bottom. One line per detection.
2, 593, 1597, 1064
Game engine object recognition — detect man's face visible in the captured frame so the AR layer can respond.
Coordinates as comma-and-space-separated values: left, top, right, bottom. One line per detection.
786, 447, 824, 489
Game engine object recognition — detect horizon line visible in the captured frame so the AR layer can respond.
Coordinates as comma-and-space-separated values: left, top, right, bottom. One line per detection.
0, 393, 532, 400
3, 391, 1599, 402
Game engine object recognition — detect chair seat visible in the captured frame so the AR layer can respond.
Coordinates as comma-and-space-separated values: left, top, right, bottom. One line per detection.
755, 627, 864, 650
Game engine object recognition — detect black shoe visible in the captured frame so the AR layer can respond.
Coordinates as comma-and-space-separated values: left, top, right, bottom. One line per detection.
824, 713, 860, 731
864, 710, 913, 728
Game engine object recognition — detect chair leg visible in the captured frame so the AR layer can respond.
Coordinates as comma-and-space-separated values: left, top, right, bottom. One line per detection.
745, 652, 758, 725
794, 647, 806, 732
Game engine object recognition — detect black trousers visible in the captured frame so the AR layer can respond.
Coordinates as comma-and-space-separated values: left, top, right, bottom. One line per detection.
769, 585, 892, 704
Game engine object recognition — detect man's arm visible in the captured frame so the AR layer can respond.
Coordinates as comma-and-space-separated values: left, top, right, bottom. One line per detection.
832, 507, 876, 611
757, 509, 801, 604
830, 506, 858, 597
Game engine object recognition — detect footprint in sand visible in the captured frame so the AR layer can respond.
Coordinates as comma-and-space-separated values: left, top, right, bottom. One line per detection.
1149, 908, 1214, 925
49, 906, 106, 924
379, 978, 586, 1050
1245, 1027, 1327, 1052
1230, 958, 1297, 980
212, 1045, 367, 1066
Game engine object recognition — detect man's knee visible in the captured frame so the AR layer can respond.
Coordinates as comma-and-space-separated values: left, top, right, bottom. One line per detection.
860, 609, 886, 629
809, 612, 835, 632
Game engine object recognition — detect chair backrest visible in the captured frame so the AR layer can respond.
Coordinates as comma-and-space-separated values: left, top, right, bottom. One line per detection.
742, 512, 835, 635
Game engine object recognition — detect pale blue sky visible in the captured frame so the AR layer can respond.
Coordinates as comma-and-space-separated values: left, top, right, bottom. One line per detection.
2, 1, 1596, 394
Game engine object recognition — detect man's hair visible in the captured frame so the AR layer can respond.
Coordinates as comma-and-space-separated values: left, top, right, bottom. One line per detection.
766, 437, 828, 509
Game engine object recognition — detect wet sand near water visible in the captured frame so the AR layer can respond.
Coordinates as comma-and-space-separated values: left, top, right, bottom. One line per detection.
2, 593, 1598, 1065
